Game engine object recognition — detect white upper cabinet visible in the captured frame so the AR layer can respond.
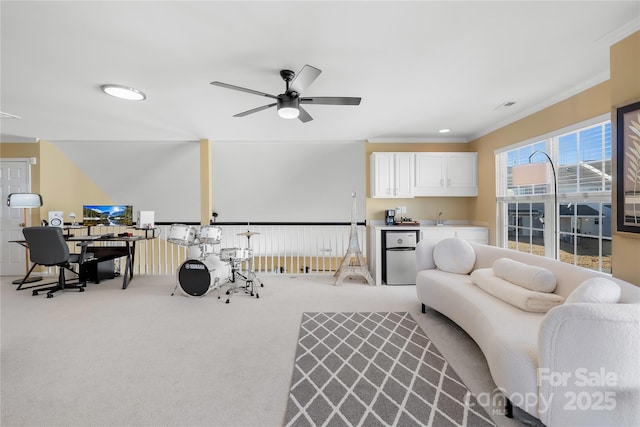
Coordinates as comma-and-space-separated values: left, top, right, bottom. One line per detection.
414, 152, 478, 197
370, 152, 414, 198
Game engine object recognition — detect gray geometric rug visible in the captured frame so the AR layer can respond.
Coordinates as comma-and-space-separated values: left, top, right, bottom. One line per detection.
284, 312, 495, 427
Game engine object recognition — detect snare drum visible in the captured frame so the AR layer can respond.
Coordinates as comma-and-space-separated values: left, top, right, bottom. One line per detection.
168, 224, 198, 246
198, 225, 222, 244
219, 247, 253, 262
177, 256, 231, 297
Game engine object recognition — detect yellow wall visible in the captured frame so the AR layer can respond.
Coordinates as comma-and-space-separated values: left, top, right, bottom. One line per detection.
0, 142, 41, 226
468, 81, 610, 244
610, 31, 640, 285
38, 140, 113, 215
468, 31, 640, 285
0, 140, 113, 226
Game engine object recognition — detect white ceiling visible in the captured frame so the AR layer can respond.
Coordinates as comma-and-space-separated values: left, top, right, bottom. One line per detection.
1, 1, 639, 143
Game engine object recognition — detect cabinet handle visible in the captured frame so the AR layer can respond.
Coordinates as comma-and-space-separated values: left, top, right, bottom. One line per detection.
440, 179, 444, 187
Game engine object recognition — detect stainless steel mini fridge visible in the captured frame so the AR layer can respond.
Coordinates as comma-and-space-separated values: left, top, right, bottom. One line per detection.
383, 230, 419, 285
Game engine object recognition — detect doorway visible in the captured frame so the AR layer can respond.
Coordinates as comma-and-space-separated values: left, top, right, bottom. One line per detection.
1, 159, 31, 276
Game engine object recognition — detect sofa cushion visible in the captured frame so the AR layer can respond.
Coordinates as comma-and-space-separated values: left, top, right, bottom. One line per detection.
565, 277, 622, 304
471, 268, 565, 313
492, 257, 556, 292
415, 238, 438, 271
433, 237, 476, 274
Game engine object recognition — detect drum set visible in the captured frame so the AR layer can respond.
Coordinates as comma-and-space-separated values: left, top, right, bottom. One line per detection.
168, 224, 263, 303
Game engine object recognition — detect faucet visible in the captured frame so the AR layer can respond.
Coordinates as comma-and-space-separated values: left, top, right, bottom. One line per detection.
437, 212, 444, 226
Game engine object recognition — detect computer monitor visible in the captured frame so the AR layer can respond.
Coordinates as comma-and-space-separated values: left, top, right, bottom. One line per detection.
82, 205, 133, 226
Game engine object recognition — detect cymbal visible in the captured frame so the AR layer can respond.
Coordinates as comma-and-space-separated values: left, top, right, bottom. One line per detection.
237, 231, 260, 237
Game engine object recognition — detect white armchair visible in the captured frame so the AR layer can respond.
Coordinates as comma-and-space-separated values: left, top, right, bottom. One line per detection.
538, 303, 640, 427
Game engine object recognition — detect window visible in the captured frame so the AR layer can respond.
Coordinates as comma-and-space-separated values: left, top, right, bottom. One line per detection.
496, 115, 612, 273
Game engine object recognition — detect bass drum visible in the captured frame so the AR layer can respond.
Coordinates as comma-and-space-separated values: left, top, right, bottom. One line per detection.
177, 256, 231, 297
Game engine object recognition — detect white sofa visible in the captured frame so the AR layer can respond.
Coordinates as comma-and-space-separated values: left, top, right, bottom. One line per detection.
415, 238, 640, 427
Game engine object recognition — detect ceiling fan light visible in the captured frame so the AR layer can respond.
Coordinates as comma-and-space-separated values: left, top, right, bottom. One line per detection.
278, 106, 299, 119
101, 84, 146, 101
277, 97, 299, 119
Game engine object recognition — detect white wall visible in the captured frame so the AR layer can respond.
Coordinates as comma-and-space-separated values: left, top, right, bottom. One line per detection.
211, 141, 365, 223
55, 140, 201, 222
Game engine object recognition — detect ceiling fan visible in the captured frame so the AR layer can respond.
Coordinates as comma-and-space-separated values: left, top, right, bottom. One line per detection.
210, 64, 361, 123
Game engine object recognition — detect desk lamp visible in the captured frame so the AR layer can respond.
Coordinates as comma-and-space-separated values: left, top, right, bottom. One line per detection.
7, 193, 43, 284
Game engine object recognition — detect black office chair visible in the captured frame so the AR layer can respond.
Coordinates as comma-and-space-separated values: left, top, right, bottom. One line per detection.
19, 226, 91, 298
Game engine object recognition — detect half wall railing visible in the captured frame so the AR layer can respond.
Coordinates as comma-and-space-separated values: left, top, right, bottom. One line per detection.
64, 222, 367, 277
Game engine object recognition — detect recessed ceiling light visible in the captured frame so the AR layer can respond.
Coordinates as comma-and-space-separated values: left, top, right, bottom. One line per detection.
101, 84, 146, 101
438, 128, 451, 133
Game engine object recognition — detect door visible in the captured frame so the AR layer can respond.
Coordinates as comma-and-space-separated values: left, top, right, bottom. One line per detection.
1, 159, 31, 275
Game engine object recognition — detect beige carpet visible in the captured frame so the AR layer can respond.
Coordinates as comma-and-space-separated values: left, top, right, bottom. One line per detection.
1, 273, 539, 426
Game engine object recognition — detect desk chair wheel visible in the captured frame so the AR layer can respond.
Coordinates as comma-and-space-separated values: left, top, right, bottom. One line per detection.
46, 292, 54, 298
79, 287, 85, 292
32, 290, 38, 296
225, 298, 230, 304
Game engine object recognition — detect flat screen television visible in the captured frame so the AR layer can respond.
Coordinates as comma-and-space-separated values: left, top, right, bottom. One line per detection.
83, 205, 133, 226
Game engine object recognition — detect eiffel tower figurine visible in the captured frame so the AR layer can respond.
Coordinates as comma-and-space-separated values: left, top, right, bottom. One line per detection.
334, 192, 374, 286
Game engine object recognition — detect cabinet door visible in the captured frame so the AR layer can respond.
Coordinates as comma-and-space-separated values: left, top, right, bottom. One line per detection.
394, 153, 414, 198
414, 153, 445, 196
454, 227, 488, 244
420, 227, 455, 242
414, 152, 477, 197
371, 153, 395, 198
446, 153, 478, 196
370, 152, 414, 198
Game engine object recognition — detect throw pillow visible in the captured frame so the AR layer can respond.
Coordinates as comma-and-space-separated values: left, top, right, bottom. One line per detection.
565, 277, 622, 304
433, 237, 476, 274
471, 268, 565, 313
492, 257, 556, 293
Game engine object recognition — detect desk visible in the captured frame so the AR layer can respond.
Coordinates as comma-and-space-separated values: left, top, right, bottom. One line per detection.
68, 235, 148, 289
12, 234, 153, 290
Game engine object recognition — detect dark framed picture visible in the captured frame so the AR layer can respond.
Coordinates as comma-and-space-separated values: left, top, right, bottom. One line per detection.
616, 100, 640, 233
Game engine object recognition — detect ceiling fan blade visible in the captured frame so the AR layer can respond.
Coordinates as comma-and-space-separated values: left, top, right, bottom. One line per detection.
233, 103, 277, 117
210, 81, 278, 99
289, 65, 321, 94
297, 105, 313, 123
300, 97, 361, 106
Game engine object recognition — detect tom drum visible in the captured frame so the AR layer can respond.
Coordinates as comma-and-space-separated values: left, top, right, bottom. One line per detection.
168, 224, 198, 246
198, 225, 222, 244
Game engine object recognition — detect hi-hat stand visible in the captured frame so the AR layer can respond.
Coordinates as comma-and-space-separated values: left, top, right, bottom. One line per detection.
221, 229, 264, 303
